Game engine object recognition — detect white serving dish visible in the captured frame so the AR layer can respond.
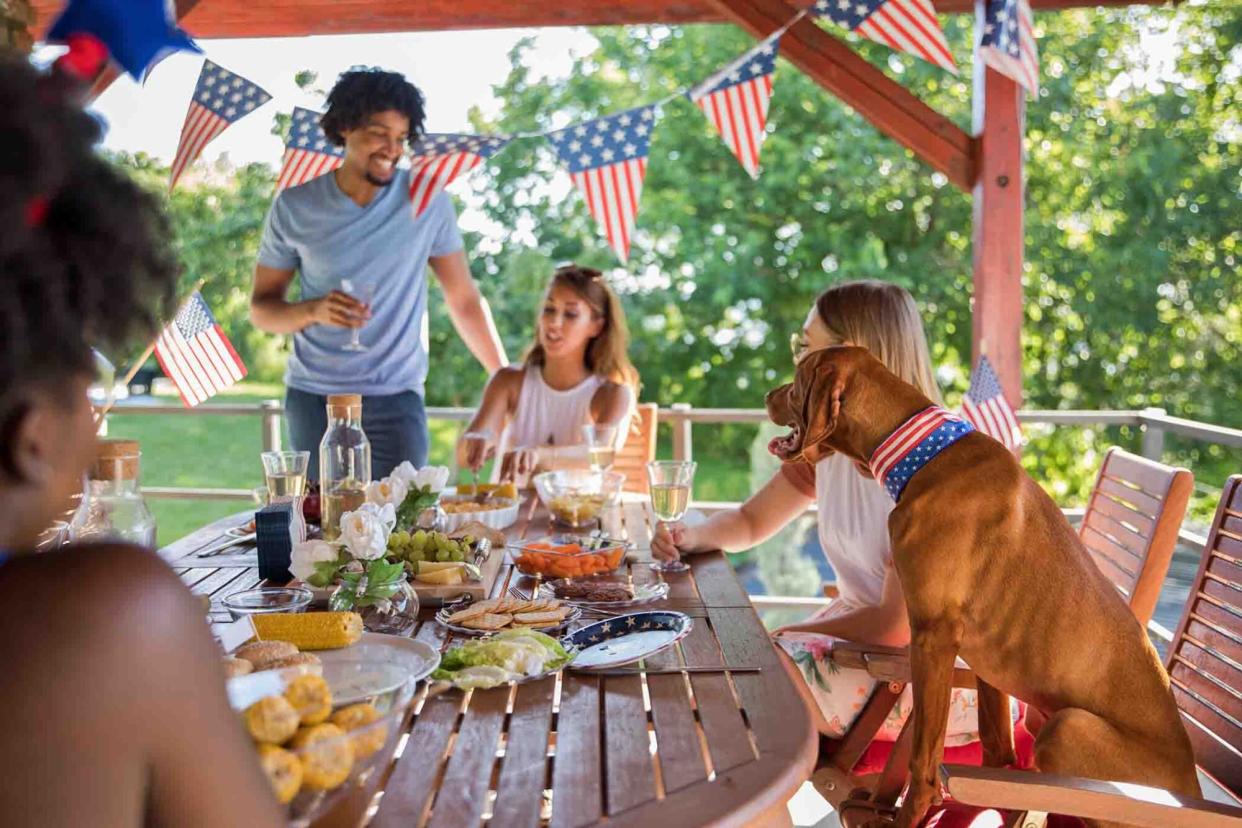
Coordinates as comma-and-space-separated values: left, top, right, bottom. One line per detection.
438, 490, 520, 533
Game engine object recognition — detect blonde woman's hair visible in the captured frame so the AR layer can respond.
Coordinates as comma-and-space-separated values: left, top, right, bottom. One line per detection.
525, 264, 641, 392
814, 280, 943, 405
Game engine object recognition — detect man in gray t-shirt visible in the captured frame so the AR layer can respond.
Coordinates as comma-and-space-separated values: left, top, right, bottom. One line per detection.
251, 68, 507, 480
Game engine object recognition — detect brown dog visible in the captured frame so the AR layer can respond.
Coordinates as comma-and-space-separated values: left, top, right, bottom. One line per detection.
766, 347, 1199, 828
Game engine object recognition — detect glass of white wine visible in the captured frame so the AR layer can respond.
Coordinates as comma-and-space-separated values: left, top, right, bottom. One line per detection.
647, 460, 696, 573
582, 423, 618, 472
261, 450, 309, 501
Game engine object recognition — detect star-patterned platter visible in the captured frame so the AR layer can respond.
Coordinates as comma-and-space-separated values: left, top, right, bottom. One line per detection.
563, 611, 693, 670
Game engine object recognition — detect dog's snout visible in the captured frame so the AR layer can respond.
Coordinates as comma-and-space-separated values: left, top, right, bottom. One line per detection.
765, 382, 797, 426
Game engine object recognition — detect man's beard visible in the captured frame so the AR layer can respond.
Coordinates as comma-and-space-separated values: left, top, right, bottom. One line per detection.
365, 171, 396, 188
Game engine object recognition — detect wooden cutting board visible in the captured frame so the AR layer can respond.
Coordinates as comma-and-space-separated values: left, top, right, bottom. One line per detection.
410, 541, 504, 605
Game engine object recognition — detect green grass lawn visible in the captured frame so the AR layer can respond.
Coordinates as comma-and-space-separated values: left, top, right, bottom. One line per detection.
108, 383, 755, 546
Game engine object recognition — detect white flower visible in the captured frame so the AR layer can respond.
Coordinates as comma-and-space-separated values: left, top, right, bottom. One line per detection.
290, 539, 341, 582
339, 502, 395, 561
366, 475, 409, 508
413, 465, 450, 493
390, 461, 419, 486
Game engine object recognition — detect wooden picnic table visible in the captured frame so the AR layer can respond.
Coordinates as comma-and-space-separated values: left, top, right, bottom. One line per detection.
162, 495, 817, 828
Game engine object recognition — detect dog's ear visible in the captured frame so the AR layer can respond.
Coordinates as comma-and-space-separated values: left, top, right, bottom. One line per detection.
798, 351, 849, 464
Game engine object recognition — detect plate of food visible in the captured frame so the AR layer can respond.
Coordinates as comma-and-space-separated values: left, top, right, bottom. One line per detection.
430, 628, 575, 690
564, 611, 693, 670
436, 594, 581, 636
224, 612, 441, 707
539, 575, 669, 609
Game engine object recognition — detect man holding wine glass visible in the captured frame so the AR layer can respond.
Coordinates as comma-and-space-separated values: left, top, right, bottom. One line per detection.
250, 68, 507, 480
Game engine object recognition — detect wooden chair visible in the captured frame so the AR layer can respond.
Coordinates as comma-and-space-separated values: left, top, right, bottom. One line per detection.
612, 403, 657, 494
1078, 447, 1193, 625
940, 475, 1242, 827
811, 448, 1195, 822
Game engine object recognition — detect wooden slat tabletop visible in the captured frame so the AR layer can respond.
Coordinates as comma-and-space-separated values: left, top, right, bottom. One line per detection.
161, 495, 817, 828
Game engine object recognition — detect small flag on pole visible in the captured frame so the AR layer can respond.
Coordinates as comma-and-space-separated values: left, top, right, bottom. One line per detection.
408, 134, 512, 218
812, 0, 957, 74
547, 105, 660, 263
979, 0, 1039, 96
275, 108, 345, 194
962, 355, 1022, 451
687, 33, 781, 179
154, 292, 247, 408
170, 61, 271, 190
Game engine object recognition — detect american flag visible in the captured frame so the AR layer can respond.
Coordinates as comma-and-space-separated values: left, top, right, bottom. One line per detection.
153, 291, 247, 408
547, 105, 660, 263
687, 33, 781, 179
408, 133, 512, 218
979, 0, 1039, 96
812, 0, 957, 74
275, 107, 345, 194
962, 355, 1023, 451
169, 61, 270, 190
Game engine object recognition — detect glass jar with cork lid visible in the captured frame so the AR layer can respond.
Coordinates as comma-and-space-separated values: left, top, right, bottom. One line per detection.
68, 438, 157, 547
319, 394, 371, 541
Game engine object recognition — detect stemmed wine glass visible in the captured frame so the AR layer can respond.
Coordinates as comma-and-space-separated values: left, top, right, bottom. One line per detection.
582, 424, 618, 472
339, 278, 375, 352
647, 460, 696, 573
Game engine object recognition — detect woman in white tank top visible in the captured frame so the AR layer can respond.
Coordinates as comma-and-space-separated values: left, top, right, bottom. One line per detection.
458, 265, 638, 483
651, 281, 1004, 744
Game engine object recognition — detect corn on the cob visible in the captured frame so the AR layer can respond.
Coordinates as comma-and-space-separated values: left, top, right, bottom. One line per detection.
252, 611, 363, 650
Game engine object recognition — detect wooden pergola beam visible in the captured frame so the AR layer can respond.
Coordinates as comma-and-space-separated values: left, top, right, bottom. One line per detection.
30, 0, 1173, 38
710, 0, 976, 190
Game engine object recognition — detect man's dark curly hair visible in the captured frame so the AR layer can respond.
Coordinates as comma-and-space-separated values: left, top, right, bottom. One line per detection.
0, 52, 177, 421
320, 67, 427, 148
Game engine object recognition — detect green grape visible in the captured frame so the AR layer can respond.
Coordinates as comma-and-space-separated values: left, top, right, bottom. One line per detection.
412, 529, 427, 548
450, 547, 465, 563
435, 547, 450, 562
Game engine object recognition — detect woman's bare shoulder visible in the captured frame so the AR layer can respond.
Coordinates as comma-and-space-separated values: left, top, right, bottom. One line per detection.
0, 543, 204, 664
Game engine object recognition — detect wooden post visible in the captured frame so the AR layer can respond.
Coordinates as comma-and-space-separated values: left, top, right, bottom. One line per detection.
1, 0, 35, 52
971, 0, 1026, 406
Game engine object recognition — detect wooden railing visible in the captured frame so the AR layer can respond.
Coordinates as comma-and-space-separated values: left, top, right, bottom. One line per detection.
112, 400, 1242, 502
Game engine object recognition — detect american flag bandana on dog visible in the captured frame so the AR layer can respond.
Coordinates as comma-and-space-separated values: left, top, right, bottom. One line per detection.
869, 406, 976, 501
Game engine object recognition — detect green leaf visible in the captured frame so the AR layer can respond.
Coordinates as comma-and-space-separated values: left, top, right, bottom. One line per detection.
394, 484, 440, 531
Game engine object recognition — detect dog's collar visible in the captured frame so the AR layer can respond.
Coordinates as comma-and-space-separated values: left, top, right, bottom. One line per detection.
869, 406, 975, 501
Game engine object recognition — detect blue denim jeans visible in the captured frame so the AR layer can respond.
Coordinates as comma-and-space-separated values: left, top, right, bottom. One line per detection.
286, 387, 429, 482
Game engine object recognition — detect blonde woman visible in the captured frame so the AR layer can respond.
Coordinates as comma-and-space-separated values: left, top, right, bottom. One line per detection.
653, 280, 997, 744
458, 264, 640, 482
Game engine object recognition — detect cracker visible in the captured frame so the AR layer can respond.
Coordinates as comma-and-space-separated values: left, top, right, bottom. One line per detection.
447, 604, 490, 624
461, 613, 514, 631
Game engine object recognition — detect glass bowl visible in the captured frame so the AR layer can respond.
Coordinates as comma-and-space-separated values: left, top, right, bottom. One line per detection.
223, 586, 313, 620
532, 470, 625, 528
510, 533, 630, 578
228, 657, 419, 827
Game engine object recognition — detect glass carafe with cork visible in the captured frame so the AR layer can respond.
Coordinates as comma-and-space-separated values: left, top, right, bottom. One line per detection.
68, 438, 157, 547
319, 394, 370, 541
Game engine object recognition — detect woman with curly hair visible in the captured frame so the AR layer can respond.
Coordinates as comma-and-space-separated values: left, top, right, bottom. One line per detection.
251, 67, 508, 481
0, 54, 282, 823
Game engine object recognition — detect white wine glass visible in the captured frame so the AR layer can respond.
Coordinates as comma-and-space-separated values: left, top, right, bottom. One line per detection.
582, 423, 618, 472
647, 460, 696, 573
339, 278, 375, 352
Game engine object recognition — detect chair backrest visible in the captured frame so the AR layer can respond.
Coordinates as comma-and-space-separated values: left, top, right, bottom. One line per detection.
1164, 475, 1242, 800
1078, 447, 1193, 625
613, 403, 657, 494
